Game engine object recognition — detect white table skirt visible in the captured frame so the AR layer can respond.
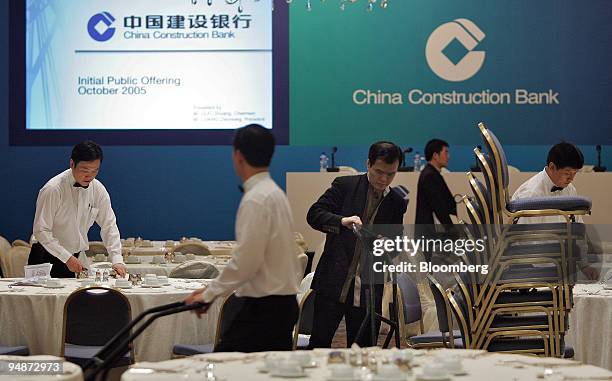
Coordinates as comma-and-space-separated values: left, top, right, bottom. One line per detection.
121, 348, 612, 381
0, 278, 221, 362
565, 283, 612, 370
0, 355, 82, 381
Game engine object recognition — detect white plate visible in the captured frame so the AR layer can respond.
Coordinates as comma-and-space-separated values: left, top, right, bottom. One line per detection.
416, 374, 451, 381
141, 284, 163, 288
43, 284, 65, 289
115, 285, 133, 289
372, 376, 406, 381
270, 371, 307, 378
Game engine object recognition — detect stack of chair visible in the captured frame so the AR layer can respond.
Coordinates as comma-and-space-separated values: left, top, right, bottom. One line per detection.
433, 122, 591, 358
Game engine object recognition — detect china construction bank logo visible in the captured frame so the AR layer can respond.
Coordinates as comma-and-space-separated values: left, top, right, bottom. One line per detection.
87, 12, 116, 42
426, 19, 486, 82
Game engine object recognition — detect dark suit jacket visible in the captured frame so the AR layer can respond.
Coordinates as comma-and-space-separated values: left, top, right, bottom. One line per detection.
307, 174, 407, 302
415, 163, 457, 225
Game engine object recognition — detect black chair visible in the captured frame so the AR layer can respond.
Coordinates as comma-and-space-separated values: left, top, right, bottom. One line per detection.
172, 293, 243, 356
293, 290, 315, 349
62, 286, 133, 368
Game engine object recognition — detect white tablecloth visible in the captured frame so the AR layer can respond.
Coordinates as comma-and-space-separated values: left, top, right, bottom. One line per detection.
122, 241, 235, 257
0, 278, 222, 362
565, 283, 612, 370
0, 355, 82, 381
122, 348, 612, 381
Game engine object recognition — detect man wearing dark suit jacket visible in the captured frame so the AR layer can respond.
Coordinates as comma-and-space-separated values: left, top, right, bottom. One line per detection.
415, 139, 457, 261
415, 139, 456, 225
306, 141, 408, 348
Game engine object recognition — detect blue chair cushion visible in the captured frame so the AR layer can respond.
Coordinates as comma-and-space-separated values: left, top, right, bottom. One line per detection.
496, 290, 556, 304
64, 343, 132, 368
0, 345, 29, 355
506, 196, 591, 213
296, 334, 310, 349
487, 337, 547, 352
409, 330, 462, 345
500, 266, 561, 282
491, 314, 550, 329
172, 344, 214, 356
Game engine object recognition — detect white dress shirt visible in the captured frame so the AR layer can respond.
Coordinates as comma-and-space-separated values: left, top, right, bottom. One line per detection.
202, 172, 301, 303
32, 169, 123, 264
511, 168, 583, 224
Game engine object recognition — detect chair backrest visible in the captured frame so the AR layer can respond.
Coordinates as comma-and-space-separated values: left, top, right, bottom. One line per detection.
85, 242, 108, 257
392, 185, 410, 204
297, 253, 308, 280
169, 261, 220, 279
0, 236, 11, 277
447, 289, 471, 348
426, 275, 452, 333
171, 242, 211, 256
7, 246, 30, 278
214, 293, 244, 347
293, 290, 315, 349
11, 239, 30, 248
479, 123, 510, 204
396, 273, 422, 325
468, 172, 493, 225
62, 287, 132, 349
474, 147, 503, 227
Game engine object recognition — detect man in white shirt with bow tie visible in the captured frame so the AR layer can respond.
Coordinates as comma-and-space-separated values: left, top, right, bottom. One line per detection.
512, 142, 598, 280
29, 141, 126, 278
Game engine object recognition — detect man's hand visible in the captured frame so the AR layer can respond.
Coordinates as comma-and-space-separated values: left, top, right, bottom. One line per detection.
341, 216, 363, 230
113, 263, 127, 277
66, 256, 84, 273
185, 288, 211, 318
580, 265, 600, 281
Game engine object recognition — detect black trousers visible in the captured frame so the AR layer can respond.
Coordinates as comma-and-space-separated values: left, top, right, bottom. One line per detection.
214, 295, 299, 353
308, 286, 383, 349
27, 243, 76, 278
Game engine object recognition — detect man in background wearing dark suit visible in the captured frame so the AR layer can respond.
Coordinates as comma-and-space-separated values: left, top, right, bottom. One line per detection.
415, 139, 456, 260
306, 141, 408, 348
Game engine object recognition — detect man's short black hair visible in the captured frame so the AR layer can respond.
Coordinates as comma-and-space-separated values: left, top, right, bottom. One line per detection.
233, 124, 275, 167
71, 141, 103, 167
547, 142, 583, 169
368, 141, 402, 167
424, 139, 449, 161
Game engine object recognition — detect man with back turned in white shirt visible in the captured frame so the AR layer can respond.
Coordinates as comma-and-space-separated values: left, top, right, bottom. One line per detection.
512, 142, 598, 280
186, 124, 301, 352
29, 141, 126, 278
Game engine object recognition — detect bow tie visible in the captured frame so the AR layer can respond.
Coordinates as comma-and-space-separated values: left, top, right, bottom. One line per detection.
238, 185, 244, 193
73, 182, 89, 189
550, 186, 564, 192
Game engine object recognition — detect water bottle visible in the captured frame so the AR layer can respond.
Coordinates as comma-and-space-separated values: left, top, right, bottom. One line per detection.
319, 152, 328, 172
413, 152, 421, 172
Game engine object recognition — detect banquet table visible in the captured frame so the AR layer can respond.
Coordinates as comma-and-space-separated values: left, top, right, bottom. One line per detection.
0, 278, 222, 362
565, 283, 612, 370
0, 355, 82, 381
121, 348, 612, 381
122, 240, 235, 257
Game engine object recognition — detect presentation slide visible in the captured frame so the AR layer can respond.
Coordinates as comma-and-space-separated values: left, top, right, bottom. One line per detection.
26, 0, 272, 130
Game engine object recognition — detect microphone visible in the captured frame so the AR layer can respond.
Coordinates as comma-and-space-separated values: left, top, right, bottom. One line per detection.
398, 147, 414, 172
327, 146, 340, 172
594, 145, 606, 172
470, 145, 482, 172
